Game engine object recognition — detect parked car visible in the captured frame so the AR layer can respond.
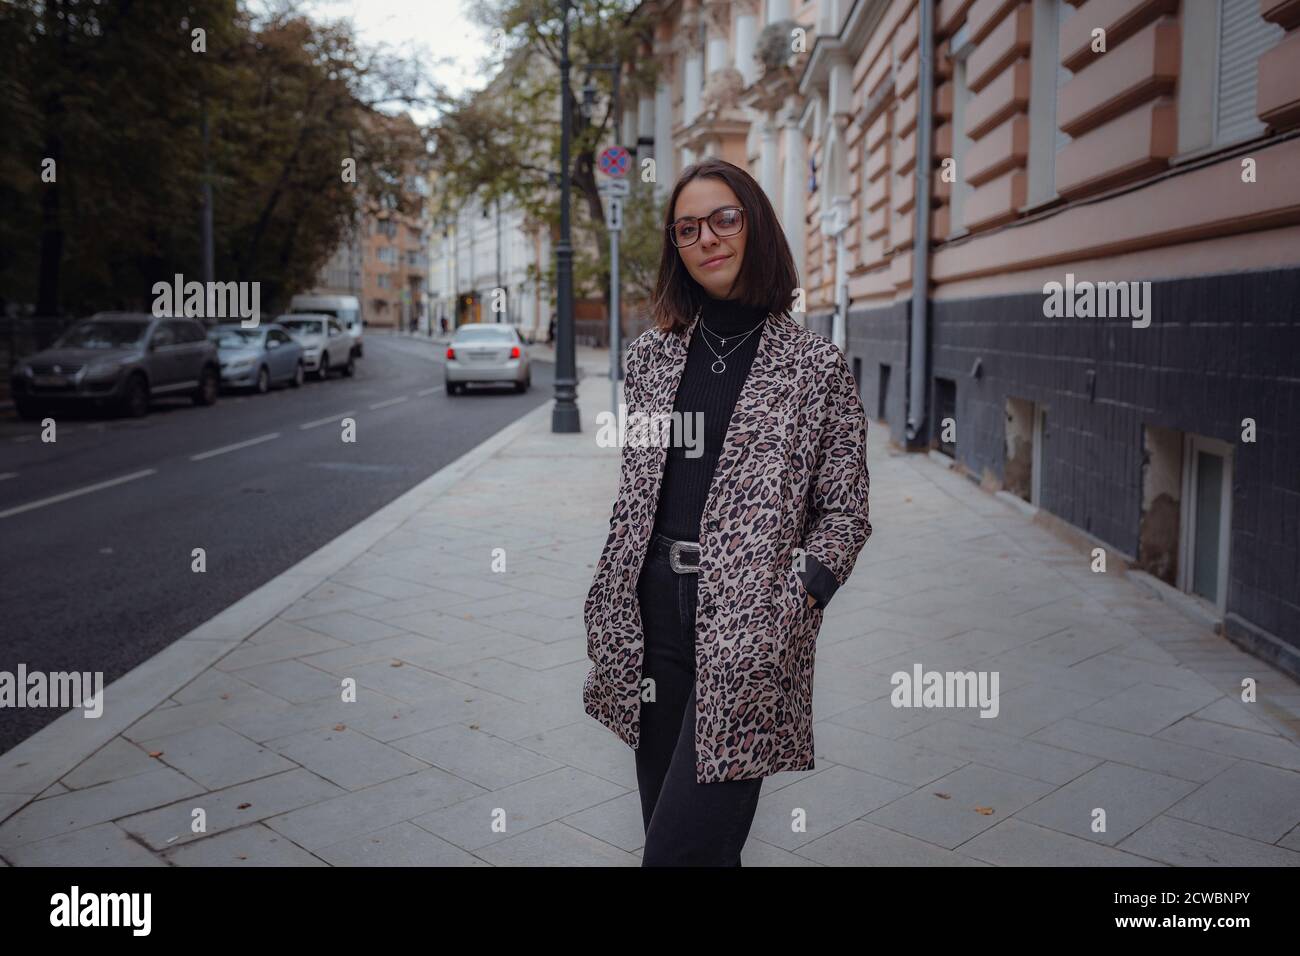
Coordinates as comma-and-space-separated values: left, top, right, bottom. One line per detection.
10, 312, 219, 419
289, 294, 363, 357
444, 323, 531, 395
208, 323, 305, 392
279, 314, 355, 380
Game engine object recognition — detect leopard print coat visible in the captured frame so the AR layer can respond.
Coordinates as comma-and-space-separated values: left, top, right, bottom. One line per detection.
582, 308, 872, 784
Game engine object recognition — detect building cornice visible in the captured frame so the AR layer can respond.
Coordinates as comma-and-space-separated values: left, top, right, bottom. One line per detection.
798, 0, 891, 96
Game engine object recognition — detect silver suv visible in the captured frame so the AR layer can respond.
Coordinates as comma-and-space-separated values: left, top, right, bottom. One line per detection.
10, 312, 221, 419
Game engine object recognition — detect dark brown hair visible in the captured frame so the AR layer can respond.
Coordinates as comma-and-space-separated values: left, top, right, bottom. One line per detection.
649, 158, 799, 334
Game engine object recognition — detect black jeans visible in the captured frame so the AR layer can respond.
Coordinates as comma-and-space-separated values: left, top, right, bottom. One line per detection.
635, 533, 764, 867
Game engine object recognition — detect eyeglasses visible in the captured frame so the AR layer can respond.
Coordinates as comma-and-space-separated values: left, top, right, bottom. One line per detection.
667, 206, 745, 248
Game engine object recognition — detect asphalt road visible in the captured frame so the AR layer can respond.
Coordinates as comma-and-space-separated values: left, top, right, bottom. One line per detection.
0, 334, 558, 754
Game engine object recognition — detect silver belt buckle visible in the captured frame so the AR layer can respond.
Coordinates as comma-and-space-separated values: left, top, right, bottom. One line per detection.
668, 540, 700, 574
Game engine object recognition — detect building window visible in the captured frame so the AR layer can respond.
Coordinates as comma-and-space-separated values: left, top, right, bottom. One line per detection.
1026, 0, 1069, 207
377, 274, 391, 289
1213, 0, 1285, 144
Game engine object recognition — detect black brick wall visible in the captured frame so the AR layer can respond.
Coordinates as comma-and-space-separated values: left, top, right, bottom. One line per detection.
927, 267, 1300, 660
814, 303, 911, 442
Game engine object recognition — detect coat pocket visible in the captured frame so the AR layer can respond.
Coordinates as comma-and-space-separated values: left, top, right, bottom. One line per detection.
783, 563, 813, 616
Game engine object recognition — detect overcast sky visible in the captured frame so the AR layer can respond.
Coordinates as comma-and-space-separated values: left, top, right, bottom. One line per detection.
300, 0, 497, 123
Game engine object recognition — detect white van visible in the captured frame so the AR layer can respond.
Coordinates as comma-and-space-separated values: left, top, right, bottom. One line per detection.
289, 294, 363, 357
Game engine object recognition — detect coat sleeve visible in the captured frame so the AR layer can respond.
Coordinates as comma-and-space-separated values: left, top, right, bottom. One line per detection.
796, 349, 872, 609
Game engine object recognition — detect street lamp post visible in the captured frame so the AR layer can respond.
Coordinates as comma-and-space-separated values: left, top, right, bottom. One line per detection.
580, 60, 623, 405
552, 0, 580, 433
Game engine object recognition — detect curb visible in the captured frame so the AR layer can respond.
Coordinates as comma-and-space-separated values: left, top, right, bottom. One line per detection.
0, 382, 576, 823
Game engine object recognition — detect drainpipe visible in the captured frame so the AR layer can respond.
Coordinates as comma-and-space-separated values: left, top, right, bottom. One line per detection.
906, 0, 935, 446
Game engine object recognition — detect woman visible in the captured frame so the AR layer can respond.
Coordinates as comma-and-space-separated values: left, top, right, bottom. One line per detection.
582, 158, 872, 866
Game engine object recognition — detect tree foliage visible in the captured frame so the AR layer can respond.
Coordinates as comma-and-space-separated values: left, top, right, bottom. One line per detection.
429, 0, 664, 310
0, 0, 430, 317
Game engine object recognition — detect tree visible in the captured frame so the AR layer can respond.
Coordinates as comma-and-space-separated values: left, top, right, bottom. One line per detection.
0, 0, 430, 318
428, 0, 662, 323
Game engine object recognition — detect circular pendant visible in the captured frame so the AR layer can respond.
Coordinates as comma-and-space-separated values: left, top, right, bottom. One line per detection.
711, 359, 726, 373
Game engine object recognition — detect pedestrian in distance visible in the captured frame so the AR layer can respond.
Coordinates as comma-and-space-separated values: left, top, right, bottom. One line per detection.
582, 157, 873, 866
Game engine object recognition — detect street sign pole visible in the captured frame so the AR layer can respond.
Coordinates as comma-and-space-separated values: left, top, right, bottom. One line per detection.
597, 145, 630, 417
607, 195, 622, 417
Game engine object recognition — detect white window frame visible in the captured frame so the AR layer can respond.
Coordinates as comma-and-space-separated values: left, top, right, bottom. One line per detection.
1210, 0, 1285, 147
948, 23, 975, 238
1179, 0, 1284, 159
1032, 402, 1048, 507
1024, 0, 1067, 209
1177, 433, 1234, 613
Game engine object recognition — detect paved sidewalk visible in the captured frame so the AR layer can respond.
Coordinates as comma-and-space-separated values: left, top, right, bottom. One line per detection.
2, 371, 1298, 866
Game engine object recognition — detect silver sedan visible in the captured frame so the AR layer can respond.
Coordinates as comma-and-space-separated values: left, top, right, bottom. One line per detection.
209, 323, 305, 392
444, 324, 531, 395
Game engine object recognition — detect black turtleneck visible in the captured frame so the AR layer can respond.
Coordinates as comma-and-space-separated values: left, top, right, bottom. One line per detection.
649, 292, 768, 544
647, 293, 837, 610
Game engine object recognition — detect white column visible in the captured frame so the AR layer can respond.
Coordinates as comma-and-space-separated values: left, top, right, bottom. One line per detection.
781, 101, 806, 299
761, 113, 780, 214
735, 1, 758, 86
621, 106, 637, 148
654, 82, 674, 200
684, 53, 703, 124
638, 93, 655, 144
706, 32, 728, 74
767, 0, 791, 20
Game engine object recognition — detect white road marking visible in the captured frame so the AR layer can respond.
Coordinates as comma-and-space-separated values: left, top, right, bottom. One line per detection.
368, 396, 409, 410
190, 432, 280, 461
13, 435, 34, 443
0, 472, 16, 482
0, 469, 157, 520
416, 386, 443, 397
299, 411, 356, 430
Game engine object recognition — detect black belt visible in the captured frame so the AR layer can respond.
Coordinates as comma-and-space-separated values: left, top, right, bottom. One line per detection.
648, 531, 700, 573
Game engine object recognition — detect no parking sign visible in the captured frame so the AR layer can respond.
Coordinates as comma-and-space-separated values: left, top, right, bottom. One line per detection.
597, 145, 630, 178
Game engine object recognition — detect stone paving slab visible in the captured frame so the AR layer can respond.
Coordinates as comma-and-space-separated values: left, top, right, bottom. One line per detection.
2, 370, 1298, 867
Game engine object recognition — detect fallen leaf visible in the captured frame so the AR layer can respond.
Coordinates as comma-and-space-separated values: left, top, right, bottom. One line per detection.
934, 792, 950, 799
333, 724, 346, 731
237, 802, 252, 810
148, 751, 164, 758
390, 660, 403, 668
220, 693, 231, 700
975, 806, 995, 815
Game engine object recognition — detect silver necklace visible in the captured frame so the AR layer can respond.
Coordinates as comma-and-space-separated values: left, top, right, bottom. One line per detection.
693, 307, 766, 374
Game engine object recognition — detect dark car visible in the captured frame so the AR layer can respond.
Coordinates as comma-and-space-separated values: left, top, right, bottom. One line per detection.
10, 312, 221, 420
